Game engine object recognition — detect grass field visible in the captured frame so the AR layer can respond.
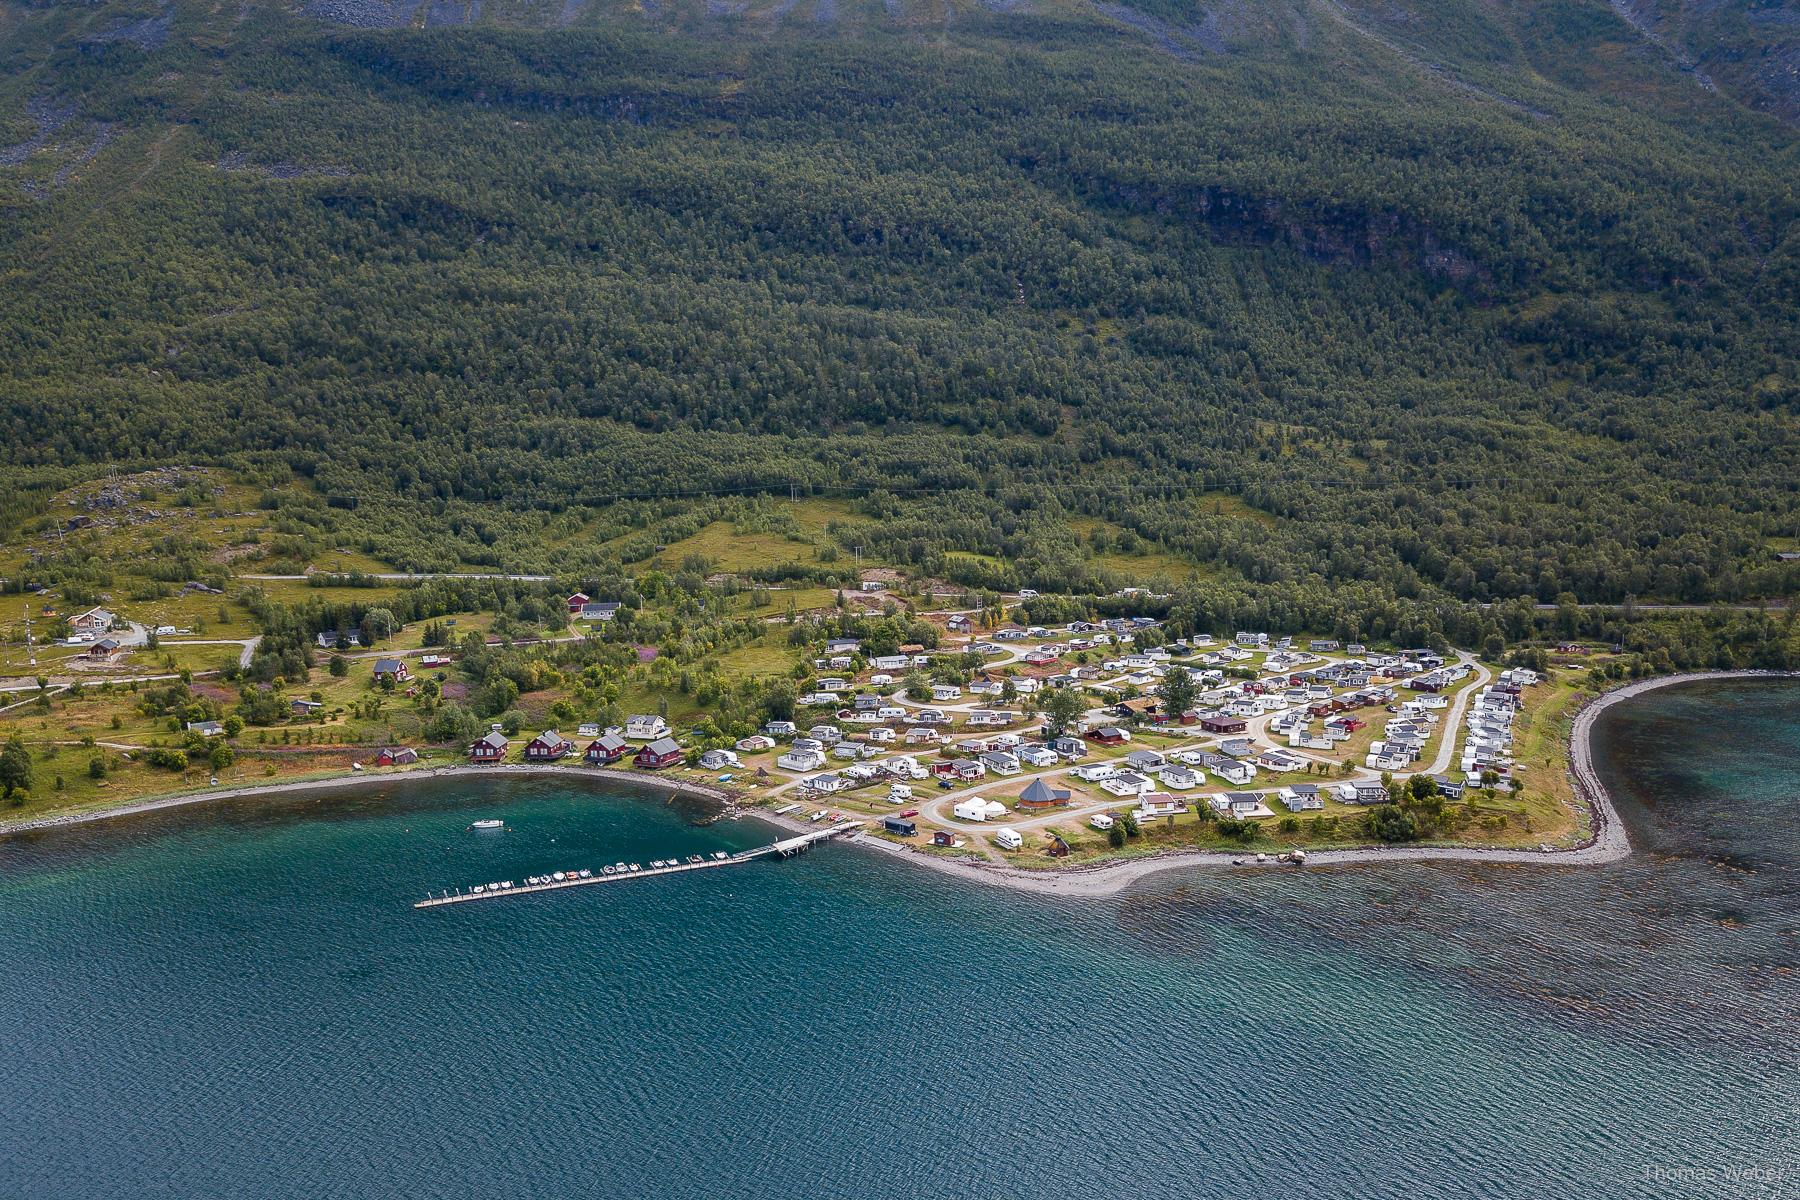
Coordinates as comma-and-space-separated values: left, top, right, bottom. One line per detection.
1506, 671, 1590, 843
714, 636, 798, 680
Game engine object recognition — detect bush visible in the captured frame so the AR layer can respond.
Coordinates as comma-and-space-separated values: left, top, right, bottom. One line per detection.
145, 748, 188, 772
1369, 804, 1420, 843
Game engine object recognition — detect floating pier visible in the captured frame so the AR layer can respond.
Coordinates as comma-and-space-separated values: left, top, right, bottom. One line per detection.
415, 822, 861, 909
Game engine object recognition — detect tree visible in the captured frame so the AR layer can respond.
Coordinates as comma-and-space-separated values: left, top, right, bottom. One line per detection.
425, 702, 481, 743
1156, 667, 1196, 719
0, 735, 32, 798
1039, 685, 1085, 738
903, 670, 932, 702
328, 655, 349, 678
360, 607, 398, 645
1368, 804, 1419, 843
1107, 822, 1126, 849
88, 756, 107, 780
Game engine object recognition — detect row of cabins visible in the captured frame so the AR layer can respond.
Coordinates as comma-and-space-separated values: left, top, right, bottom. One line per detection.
468, 725, 684, 770
1459, 672, 1531, 778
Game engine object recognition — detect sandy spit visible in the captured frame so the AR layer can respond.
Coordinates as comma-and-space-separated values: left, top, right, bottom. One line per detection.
0, 763, 734, 838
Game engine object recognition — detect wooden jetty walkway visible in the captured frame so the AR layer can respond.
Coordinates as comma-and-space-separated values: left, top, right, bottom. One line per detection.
414, 821, 861, 909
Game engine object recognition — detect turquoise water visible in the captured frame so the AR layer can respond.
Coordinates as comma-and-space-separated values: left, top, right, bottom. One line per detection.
2, 680, 1797, 1198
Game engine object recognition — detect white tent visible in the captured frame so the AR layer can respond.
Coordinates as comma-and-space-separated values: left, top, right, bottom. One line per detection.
952, 798, 1008, 822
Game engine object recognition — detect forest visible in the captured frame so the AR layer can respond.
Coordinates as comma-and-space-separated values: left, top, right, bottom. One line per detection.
1, 0, 1797, 613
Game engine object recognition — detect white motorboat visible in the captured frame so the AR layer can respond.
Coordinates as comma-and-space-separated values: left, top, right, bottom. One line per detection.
468, 819, 505, 832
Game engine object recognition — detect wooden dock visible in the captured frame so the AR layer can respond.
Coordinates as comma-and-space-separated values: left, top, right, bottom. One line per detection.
414, 821, 860, 909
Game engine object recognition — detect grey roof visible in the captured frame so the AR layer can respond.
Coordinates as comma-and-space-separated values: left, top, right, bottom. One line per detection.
1019, 778, 1071, 804
642, 737, 682, 756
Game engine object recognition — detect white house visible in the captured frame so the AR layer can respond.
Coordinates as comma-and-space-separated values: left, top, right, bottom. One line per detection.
1159, 764, 1201, 790
777, 748, 827, 772
980, 751, 1021, 776
624, 714, 668, 741
1210, 760, 1256, 787
1279, 784, 1325, 812
1135, 792, 1187, 819
931, 684, 963, 702
1101, 771, 1153, 798
1210, 792, 1273, 819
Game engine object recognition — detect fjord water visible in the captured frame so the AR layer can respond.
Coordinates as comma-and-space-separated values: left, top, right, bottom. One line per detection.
3, 682, 1797, 1199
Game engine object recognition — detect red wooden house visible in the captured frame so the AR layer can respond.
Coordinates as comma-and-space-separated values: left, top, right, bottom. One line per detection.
584, 732, 629, 764
1199, 715, 1247, 734
566, 592, 590, 614
469, 729, 508, 763
634, 737, 684, 769
525, 730, 573, 761
375, 746, 418, 767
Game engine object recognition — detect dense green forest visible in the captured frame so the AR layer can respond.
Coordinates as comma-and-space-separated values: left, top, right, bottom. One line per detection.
1, 0, 1797, 609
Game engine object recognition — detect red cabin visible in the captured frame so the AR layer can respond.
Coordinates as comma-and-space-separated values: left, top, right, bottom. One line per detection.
634, 737, 683, 769
524, 731, 573, 761
584, 733, 629, 764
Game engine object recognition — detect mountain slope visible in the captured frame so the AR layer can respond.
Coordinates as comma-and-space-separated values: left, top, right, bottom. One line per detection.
0, 0, 1796, 607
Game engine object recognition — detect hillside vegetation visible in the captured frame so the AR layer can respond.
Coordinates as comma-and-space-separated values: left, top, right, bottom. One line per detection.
2, 0, 1797, 613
